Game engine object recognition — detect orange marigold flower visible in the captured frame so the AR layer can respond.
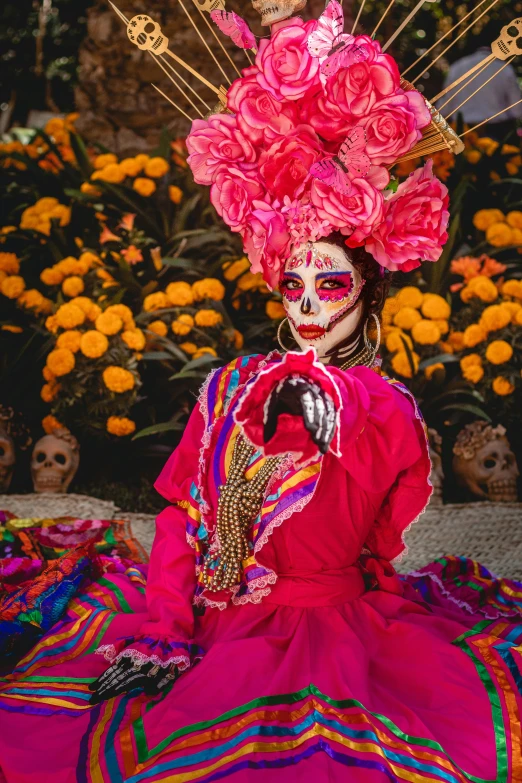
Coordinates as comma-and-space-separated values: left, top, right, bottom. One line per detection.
1, 275, 25, 299
42, 414, 63, 434
166, 281, 194, 307
144, 292, 169, 311
80, 330, 109, 358
96, 312, 123, 335
133, 177, 157, 197
55, 303, 85, 329
121, 328, 146, 351
485, 340, 513, 365
492, 376, 514, 396
172, 314, 194, 336
169, 185, 183, 204
62, 276, 85, 298
192, 278, 225, 302
462, 365, 484, 384
391, 351, 420, 379
146, 320, 168, 337
46, 347, 75, 377
265, 300, 286, 320
144, 157, 169, 178
193, 346, 217, 359
41, 380, 60, 402
0, 252, 20, 274
194, 309, 223, 328
107, 416, 136, 436
56, 330, 82, 353
463, 324, 487, 348
103, 366, 135, 393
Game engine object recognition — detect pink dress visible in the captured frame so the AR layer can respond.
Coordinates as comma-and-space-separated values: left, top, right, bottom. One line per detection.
0, 352, 521, 783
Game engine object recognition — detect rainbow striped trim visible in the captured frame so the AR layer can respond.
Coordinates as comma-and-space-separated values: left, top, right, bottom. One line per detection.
81, 618, 520, 782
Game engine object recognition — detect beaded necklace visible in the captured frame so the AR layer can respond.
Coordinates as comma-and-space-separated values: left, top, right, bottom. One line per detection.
202, 348, 374, 594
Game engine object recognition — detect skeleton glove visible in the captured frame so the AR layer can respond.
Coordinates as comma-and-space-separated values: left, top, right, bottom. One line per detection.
89, 657, 179, 704
264, 375, 336, 455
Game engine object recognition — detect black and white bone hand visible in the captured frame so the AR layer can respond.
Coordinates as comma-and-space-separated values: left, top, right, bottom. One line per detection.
263, 374, 336, 455
88, 657, 178, 704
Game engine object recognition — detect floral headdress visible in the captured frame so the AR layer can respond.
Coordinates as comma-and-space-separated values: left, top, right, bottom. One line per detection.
185, 5, 450, 287
113, 2, 521, 287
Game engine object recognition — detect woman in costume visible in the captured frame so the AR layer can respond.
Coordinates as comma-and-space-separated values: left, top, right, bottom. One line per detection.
1, 5, 522, 782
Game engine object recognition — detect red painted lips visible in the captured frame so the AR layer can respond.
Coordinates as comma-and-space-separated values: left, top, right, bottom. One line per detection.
297, 324, 326, 340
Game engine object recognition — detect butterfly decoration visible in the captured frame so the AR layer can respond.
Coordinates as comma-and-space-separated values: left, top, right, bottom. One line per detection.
310, 126, 371, 195
210, 10, 256, 50
307, 0, 369, 78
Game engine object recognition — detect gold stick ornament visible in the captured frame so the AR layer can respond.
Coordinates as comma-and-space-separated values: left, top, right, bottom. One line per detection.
176, 0, 232, 84
151, 83, 194, 121
382, 0, 438, 53
403, 0, 494, 76
432, 18, 522, 103
189, 0, 246, 75
409, 0, 501, 84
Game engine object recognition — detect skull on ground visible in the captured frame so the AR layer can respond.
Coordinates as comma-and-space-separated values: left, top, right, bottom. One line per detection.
251, 0, 307, 26
453, 422, 519, 502
31, 429, 80, 494
0, 423, 15, 493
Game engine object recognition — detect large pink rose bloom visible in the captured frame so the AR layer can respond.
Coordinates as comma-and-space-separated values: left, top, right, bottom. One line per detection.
227, 69, 298, 145
260, 125, 323, 200
210, 167, 265, 232
310, 178, 384, 238
326, 49, 400, 118
242, 200, 290, 288
304, 90, 353, 142
186, 115, 257, 186
362, 160, 449, 272
256, 18, 320, 101
361, 93, 431, 165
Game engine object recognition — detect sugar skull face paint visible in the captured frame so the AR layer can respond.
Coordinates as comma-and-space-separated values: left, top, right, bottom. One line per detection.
280, 241, 365, 359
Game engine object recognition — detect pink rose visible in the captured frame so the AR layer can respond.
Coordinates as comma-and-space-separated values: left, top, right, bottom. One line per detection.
186, 114, 257, 185
325, 37, 400, 118
361, 93, 431, 165
362, 160, 449, 272
210, 167, 265, 232
304, 91, 353, 142
260, 125, 323, 200
242, 200, 291, 288
227, 71, 298, 145
256, 18, 320, 101
310, 178, 384, 238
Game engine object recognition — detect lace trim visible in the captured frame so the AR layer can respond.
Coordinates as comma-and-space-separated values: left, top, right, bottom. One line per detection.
193, 593, 228, 611
95, 644, 192, 671
384, 381, 433, 565
231, 584, 274, 606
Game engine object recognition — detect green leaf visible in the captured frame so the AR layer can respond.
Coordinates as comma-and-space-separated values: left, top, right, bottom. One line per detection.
133, 420, 185, 439
438, 403, 491, 421
161, 257, 200, 270
141, 351, 173, 360
418, 354, 459, 370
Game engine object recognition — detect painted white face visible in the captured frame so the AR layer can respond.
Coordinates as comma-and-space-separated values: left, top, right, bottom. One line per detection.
279, 241, 365, 360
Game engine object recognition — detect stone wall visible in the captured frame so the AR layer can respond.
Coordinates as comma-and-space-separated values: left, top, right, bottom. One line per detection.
74, 0, 347, 153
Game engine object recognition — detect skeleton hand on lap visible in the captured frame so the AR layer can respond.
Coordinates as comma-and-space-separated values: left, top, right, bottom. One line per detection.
89, 658, 178, 704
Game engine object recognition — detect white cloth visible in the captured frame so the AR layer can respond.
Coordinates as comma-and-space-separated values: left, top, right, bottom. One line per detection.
442, 48, 522, 124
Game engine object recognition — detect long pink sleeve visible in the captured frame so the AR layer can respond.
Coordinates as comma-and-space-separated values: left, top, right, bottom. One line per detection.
234, 352, 431, 563
97, 403, 206, 670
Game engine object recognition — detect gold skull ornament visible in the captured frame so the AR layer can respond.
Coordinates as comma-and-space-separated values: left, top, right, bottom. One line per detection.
252, 0, 307, 27
127, 15, 170, 56
491, 18, 522, 60
191, 0, 226, 13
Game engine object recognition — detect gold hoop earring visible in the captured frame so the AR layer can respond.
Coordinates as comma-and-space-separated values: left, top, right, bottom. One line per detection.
277, 318, 294, 353
363, 313, 381, 365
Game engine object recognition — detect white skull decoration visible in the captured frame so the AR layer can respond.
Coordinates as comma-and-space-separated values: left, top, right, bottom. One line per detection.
191, 0, 225, 14
127, 15, 170, 56
0, 422, 15, 493
453, 422, 519, 503
252, 0, 307, 26
31, 428, 80, 494
428, 428, 444, 505
491, 18, 522, 60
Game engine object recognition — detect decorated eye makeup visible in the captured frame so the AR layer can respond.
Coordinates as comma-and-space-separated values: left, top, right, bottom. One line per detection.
280, 274, 304, 303
316, 271, 354, 302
